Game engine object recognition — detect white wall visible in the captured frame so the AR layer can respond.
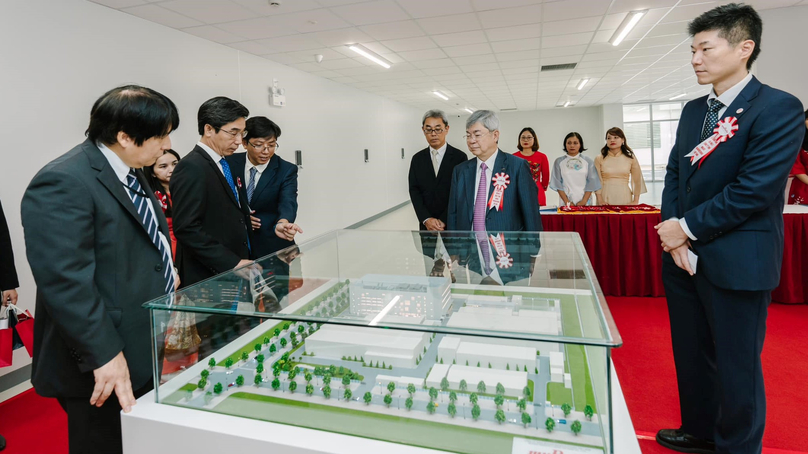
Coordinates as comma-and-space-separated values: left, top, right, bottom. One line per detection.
757, 5, 808, 108
0, 0, 424, 375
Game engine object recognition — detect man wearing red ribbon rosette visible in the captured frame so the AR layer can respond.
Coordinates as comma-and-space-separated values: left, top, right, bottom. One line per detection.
654, 5, 806, 454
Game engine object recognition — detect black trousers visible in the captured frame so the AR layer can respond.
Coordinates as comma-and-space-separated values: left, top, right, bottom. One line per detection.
662, 260, 769, 454
57, 381, 153, 454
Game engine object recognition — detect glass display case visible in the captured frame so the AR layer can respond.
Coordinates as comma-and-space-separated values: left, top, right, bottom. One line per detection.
144, 230, 622, 454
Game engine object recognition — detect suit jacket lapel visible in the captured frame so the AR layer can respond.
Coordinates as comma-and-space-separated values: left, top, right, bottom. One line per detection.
682, 99, 709, 183
253, 155, 279, 201
195, 147, 240, 207
464, 161, 475, 226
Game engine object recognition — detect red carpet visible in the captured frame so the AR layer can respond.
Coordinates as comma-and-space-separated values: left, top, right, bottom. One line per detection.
609, 297, 808, 453
0, 297, 806, 453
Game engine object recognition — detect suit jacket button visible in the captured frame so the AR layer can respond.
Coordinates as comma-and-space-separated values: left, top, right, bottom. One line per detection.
155, 264, 163, 272
240, 219, 244, 224
686, 186, 691, 193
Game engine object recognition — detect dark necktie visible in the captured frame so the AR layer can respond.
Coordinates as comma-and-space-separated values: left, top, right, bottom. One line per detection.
125, 171, 174, 294
247, 167, 257, 204
700, 98, 725, 142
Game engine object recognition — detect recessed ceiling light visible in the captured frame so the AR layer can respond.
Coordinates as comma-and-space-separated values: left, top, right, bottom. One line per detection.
610, 10, 647, 46
563, 100, 572, 107
432, 91, 449, 101
669, 93, 687, 100
348, 44, 391, 69
577, 78, 590, 90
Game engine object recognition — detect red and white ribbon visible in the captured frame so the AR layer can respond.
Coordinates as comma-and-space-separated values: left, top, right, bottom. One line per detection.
488, 233, 513, 269
487, 172, 510, 211
685, 116, 739, 168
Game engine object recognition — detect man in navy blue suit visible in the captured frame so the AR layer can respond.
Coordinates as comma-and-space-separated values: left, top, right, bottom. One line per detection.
447, 110, 542, 233
655, 4, 805, 453
226, 116, 302, 260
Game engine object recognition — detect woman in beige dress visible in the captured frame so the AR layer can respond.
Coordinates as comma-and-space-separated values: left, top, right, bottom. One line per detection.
595, 127, 647, 205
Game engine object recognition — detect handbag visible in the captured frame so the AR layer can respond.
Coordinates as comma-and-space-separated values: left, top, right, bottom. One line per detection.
0, 306, 12, 367
7, 304, 34, 357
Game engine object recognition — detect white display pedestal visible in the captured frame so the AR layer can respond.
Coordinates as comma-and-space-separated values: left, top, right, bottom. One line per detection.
122, 361, 641, 454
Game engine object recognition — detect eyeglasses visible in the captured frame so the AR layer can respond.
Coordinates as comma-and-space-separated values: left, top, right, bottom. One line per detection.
423, 127, 445, 135
248, 141, 279, 151
220, 129, 247, 140
520, 136, 534, 141
464, 131, 491, 142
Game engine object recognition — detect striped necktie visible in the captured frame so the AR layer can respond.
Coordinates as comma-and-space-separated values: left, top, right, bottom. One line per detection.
125, 171, 174, 294
247, 167, 257, 204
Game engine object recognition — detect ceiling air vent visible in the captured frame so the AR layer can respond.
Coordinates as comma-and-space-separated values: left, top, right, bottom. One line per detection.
541, 63, 577, 72
500, 108, 517, 111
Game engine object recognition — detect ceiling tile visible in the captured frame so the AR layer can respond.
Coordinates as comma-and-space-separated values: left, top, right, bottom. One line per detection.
498, 59, 540, 69
380, 37, 438, 52
90, 0, 148, 8
490, 38, 541, 53
397, 0, 475, 18
411, 59, 459, 69
159, 0, 255, 24
121, 4, 204, 28
269, 9, 352, 33
330, 0, 410, 26
431, 30, 489, 47
231, 0, 322, 16
181, 25, 244, 44
417, 13, 482, 34
541, 32, 594, 48
496, 50, 540, 62
398, 48, 449, 61
359, 20, 425, 40
543, 0, 611, 21
310, 28, 374, 47
542, 16, 602, 36
256, 35, 325, 52
540, 44, 588, 58
661, 3, 720, 23
607, 0, 679, 14
216, 18, 298, 40
443, 43, 494, 57
318, 58, 366, 69
230, 40, 280, 55
264, 53, 306, 65
478, 4, 542, 28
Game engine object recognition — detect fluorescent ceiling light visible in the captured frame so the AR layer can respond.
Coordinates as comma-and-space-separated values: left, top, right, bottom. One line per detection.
563, 100, 572, 107
348, 44, 391, 69
432, 90, 449, 101
577, 78, 590, 90
610, 10, 647, 46
464, 108, 474, 114
669, 93, 687, 100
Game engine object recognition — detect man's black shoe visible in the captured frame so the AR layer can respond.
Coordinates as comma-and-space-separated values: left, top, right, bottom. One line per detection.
656, 429, 715, 454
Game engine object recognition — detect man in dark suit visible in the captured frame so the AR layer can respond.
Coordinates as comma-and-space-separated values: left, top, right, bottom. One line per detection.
226, 116, 302, 260
0, 199, 19, 452
409, 109, 468, 232
21, 85, 179, 454
447, 110, 542, 233
171, 97, 254, 287
655, 5, 806, 454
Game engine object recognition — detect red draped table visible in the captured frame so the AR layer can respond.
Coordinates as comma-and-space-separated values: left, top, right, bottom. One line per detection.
540, 206, 808, 304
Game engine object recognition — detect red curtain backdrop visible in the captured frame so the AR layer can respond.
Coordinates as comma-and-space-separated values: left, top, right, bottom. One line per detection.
541, 213, 807, 304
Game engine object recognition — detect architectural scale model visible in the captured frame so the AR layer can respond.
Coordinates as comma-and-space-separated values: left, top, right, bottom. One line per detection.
162, 274, 607, 454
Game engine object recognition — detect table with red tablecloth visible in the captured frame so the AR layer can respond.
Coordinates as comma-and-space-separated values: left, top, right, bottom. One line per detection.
540, 206, 808, 304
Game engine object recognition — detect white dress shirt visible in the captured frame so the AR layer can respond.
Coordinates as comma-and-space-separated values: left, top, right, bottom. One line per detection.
197, 141, 227, 176
679, 72, 754, 240
430, 142, 447, 168
96, 142, 174, 271
245, 157, 269, 189
473, 149, 499, 205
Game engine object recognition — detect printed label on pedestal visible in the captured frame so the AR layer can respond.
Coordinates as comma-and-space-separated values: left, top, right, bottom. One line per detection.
511, 437, 604, 454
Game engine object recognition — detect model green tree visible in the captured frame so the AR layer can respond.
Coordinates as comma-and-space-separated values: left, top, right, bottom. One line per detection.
477, 381, 486, 393
197, 378, 207, 390
298, 325, 305, 334
271, 378, 280, 391
459, 379, 468, 392
363, 391, 372, 405
471, 404, 481, 420
470, 393, 478, 405
214, 382, 223, 394
449, 391, 457, 403
254, 375, 263, 386
545, 417, 555, 432
561, 402, 572, 416
269, 344, 276, 354
494, 395, 504, 408
448, 402, 457, 418
263, 336, 270, 346
523, 386, 531, 398
290, 332, 296, 343
254, 343, 261, 354
241, 351, 249, 362
571, 420, 582, 435
323, 375, 331, 385
344, 389, 352, 401
236, 375, 244, 387
200, 369, 210, 379
204, 392, 213, 405
306, 373, 313, 383
440, 377, 450, 392
495, 410, 506, 424
522, 412, 532, 428
517, 398, 527, 412
283, 322, 291, 331
256, 354, 264, 364
407, 383, 416, 396
208, 357, 216, 369
280, 338, 287, 348
273, 367, 281, 378
225, 357, 234, 369
256, 363, 264, 374
428, 387, 438, 401
323, 385, 331, 399
305, 383, 314, 396
405, 396, 413, 410
274, 328, 281, 338
496, 383, 505, 396
426, 401, 436, 414
584, 405, 594, 420
383, 394, 392, 407
387, 381, 396, 394
288, 369, 297, 381
289, 380, 297, 393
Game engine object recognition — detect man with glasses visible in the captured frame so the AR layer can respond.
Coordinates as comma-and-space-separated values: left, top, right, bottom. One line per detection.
226, 116, 302, 259
171, 96, 254, 287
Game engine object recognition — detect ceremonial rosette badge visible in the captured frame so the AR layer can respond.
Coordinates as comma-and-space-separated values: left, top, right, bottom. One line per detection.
684, 116, 739, 168
488, 233, 513, 269
487, 172, 510, 211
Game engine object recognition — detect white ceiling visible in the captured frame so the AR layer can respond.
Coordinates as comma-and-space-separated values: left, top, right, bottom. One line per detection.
89, 0, 806, 112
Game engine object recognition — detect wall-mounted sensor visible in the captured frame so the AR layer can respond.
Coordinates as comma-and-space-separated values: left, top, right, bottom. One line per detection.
364, 149, 369, 163
401, 148, 405, 159
295, 149, 302, 168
